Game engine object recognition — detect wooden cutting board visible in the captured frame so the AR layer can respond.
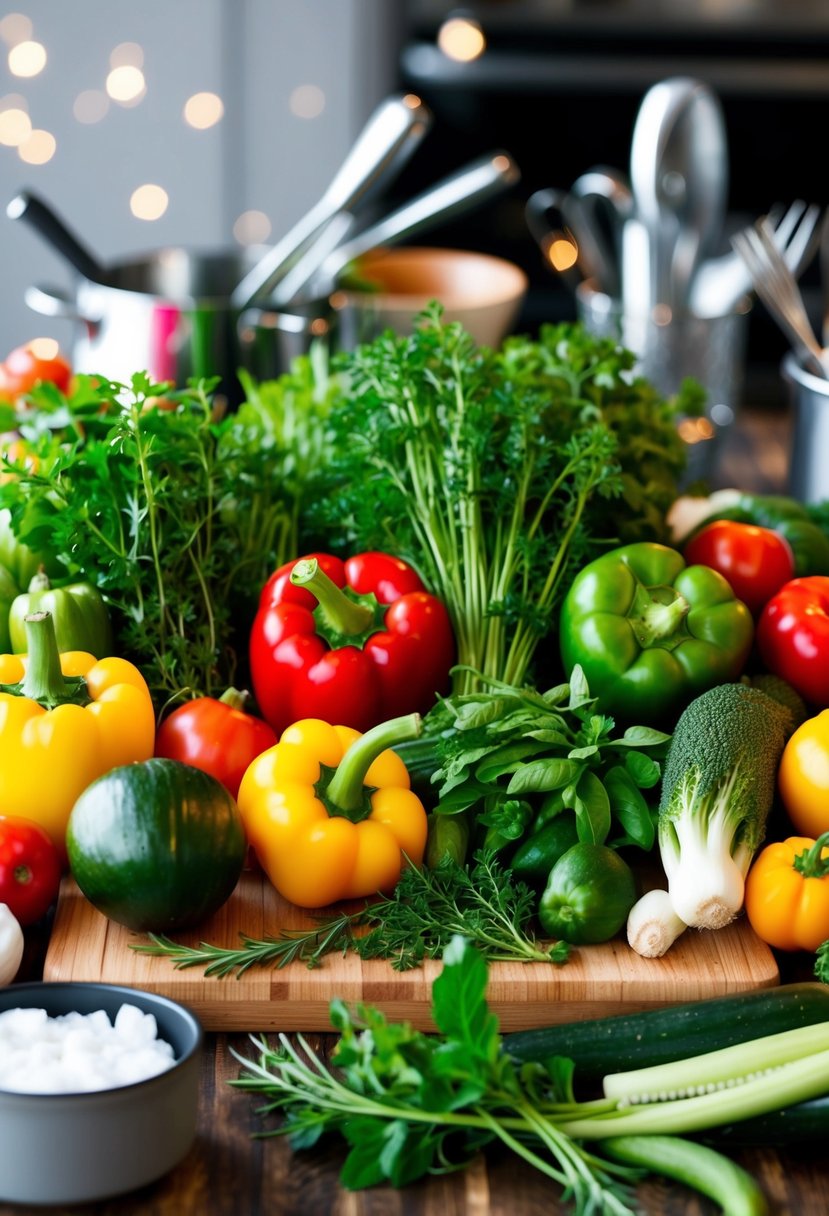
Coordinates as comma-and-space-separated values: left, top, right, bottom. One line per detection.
43, 872, 780, 1032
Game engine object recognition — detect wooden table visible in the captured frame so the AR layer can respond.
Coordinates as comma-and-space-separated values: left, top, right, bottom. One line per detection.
4, 402, 828, 1216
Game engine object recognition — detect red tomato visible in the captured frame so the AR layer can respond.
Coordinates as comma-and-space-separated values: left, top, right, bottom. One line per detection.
757, 576, 829, 707
154, 689, 277, 799
0, 816, 63, 926
683, 520, 795, 616
0, 341, 72, 402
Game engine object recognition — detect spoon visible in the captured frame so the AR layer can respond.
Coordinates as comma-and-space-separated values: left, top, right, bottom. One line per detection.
7, 190, 109, 284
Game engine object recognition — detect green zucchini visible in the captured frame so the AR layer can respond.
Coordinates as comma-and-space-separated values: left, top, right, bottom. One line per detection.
502, 983, 829, 1078
697, 1094, 829, 1148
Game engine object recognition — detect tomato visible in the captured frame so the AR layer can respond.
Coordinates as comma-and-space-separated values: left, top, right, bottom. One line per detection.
0, 816, 63, 926
757, 576, 829, 707
154, 688, 277, 799
0, 340, 72, 403
778, 709, 829, 837
683, 520, 795, 616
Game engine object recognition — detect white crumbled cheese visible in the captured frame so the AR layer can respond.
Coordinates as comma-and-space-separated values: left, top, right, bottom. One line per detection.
0, 1003, 176, 1094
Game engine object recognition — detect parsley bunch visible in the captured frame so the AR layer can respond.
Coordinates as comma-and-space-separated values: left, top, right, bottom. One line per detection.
0, 361, 336, 705
307, 306, 691, 694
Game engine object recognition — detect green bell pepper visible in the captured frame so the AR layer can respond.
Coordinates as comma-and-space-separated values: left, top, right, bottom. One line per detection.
9, 571, 113, 657
0, 508, 69, 651
559, 541, 754, 725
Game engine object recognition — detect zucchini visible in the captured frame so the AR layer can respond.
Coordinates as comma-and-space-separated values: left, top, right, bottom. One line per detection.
502, 982, 829, 1078
697, 1094, 829, 1148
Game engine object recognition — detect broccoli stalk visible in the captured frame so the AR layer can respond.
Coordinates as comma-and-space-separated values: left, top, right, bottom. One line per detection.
657, 684, 792, 930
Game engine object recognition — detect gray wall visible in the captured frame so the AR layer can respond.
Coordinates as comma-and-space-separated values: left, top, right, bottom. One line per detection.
0, 0, 402, 352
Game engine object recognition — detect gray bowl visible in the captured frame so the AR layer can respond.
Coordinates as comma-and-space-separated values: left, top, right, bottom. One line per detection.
0, 981, 203, 1206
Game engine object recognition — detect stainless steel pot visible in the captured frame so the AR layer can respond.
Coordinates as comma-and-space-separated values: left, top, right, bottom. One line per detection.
25, 247, 267, 405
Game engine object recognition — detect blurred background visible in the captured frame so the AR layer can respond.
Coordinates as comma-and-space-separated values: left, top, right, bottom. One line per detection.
1, 0, 827, 408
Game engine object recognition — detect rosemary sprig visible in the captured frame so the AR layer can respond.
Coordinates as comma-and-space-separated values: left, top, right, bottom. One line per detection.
131, 853, 570, 978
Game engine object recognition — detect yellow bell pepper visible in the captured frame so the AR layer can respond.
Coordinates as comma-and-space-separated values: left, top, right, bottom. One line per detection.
237, 713, 427, 908
0, 611, 155, 858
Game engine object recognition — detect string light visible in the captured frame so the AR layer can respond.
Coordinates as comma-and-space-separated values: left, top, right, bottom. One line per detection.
106, 64, 146, 105
18, 128, 56, 164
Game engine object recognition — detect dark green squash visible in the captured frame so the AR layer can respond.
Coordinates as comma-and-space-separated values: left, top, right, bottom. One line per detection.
66, 758, 247, 931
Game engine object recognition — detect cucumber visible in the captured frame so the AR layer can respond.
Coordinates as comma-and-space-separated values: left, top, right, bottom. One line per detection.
502, 983, 829, 1078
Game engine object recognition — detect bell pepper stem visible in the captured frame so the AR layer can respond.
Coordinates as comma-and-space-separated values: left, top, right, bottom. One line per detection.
628, 583, 690, 648
327, 713, 423, 815
793, 831, 829, 879
18, 611, 73, 707
218, 687, 250, 712
290, 558, 376, 637
27, 567, 51, 594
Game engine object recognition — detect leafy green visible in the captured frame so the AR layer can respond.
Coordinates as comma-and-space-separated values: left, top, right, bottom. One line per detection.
231, 936, 772, 1214
306, 306, 689, 693
131, 852, 570, 976
0, 359, 336, 705
422, 667, 670, 854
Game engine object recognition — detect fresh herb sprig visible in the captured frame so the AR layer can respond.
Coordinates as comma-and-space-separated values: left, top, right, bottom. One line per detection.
131, 852, 569, 977
423, 665, 671, 852
309, 307, 691, 694
0, 359, 337, 703
230, 937, 771, 1214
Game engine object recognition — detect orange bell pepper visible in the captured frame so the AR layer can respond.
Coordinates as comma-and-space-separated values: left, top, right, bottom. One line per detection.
744, 831, 829, 952
237, 713, 427, 908
0, 611, 155, 857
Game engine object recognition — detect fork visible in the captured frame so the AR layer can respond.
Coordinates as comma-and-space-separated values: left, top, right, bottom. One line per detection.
731, 215, 829, 378
688, 200, 821, 318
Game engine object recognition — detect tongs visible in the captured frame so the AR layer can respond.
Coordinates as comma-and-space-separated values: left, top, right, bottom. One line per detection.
230, 93, 432, 312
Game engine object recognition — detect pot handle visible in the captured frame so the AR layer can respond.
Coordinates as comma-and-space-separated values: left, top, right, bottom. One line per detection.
24, 283, 101, 334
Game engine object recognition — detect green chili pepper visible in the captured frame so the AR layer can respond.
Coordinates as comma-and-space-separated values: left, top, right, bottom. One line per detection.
559, 541, 753, 725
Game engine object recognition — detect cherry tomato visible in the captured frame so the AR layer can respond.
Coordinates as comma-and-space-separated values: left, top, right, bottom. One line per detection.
778, 709, 829, 837
757, 576, 829, 707
0, 341, 72, 403
0, 816, 63, 926
683, 520, 795, 616
154, 688, 277, 799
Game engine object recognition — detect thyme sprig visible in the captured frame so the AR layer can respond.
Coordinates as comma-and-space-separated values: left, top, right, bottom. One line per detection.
131, 853, 570, 977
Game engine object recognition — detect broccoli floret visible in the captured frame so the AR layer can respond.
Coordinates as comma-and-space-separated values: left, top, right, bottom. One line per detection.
658, 683, 792, 930
742, 672, 808, 736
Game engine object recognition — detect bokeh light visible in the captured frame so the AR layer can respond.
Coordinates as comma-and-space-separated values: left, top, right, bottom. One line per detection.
233, 210, 271, 245
183, 91, 224, 129
0, 99, 31, 146
18, 128, 56, 164
289, 84, 325, 119
106, 65, 146, 105
0, 13, 32, 44
109, 41, 144, 68
73, 89, 110, 124
8, 39, 46, 77
130, 183, 169, 221
437, 17, 486, 62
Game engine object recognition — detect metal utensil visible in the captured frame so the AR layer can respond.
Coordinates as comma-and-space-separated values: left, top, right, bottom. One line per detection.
312, 150, 521, 296
7, 190, 109, 284
265, 211, 357, 309
230, 93, 432, 311
525, 187, 596, 290
569, 165, 634, 297
732, 217, 829, 378
628, 77, 727, 312
689, 200, 821, 318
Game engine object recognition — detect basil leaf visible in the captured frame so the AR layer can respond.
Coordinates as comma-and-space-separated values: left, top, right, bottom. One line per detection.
619, 724, 673, 748
573, 769, 611, 844
604, 765, 655, 850
506, 758, 582, 795
475, 740, 548, 782
623, 749, 662, 789
431, 936, 499, 1061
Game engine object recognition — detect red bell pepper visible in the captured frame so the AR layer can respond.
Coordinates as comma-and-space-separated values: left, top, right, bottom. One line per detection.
249, 551, 455, 735
757, 576, 829, 707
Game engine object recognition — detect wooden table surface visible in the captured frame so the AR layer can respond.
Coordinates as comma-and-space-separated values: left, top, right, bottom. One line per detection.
4, 401, 827, 1216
